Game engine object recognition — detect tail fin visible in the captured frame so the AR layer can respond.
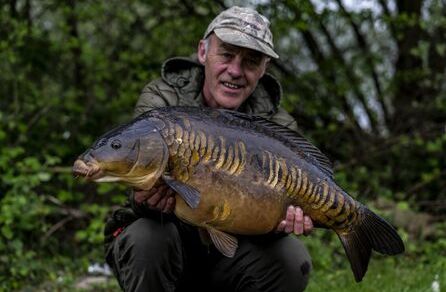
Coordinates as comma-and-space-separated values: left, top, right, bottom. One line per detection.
338, 208, 405, 282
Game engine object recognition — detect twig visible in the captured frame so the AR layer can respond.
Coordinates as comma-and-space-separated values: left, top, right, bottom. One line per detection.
47, 166, 73, 174
42, 216, 74, 242
405, 170, 446, 194
44, 195, 88, 218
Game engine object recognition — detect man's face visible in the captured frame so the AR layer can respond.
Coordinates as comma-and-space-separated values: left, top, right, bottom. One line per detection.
197, 34, 268, 110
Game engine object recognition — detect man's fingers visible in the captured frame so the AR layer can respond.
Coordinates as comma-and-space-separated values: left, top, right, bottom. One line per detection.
294, 207, 304, 235
276, 220, 286, 232
156, 196, 168, 211
166, 188, 176, 197
303, 215, 313, 236
146, 191, 163, 207
157, 184, 169, 194
148, 184, 172, 205
277, 205, 314, 236
284, 206, 295, 233
163, 197, 176, 213
133, 188, 157, 203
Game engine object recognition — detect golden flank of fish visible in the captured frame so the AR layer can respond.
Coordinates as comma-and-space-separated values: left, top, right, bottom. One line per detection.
73, 106, 404, 282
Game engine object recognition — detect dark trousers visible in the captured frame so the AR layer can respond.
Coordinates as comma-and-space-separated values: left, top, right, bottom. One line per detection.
106, 217, 312, 292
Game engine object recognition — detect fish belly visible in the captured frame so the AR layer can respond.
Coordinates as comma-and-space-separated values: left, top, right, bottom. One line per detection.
173, 164, 285, 234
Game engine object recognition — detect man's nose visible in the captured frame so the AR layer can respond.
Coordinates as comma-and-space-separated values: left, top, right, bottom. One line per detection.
227, 56, 243, 78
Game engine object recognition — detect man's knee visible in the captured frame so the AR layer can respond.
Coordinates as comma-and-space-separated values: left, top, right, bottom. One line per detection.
210, 235, 312, 292
254, 236, 312, 291
268, 235, 312, 287
113, 218, 183, 269
109, 218, 184, 291
122, 218, 180, 255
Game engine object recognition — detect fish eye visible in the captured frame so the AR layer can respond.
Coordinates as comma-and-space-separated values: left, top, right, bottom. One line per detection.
111, 139, 122, 150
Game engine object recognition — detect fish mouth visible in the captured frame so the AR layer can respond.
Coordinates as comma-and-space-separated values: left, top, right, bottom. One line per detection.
72, 159, 103, 180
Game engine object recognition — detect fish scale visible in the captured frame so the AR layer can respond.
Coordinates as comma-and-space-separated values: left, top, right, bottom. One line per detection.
74, 106, 405, 282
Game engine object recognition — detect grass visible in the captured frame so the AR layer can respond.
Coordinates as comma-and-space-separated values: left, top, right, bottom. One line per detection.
31, 255, 444, 292
307, 256, 445, 292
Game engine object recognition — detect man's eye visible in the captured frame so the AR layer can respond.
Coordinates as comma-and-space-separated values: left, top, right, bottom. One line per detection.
247, 59, 257, 65
221, 52, 233, 59
245, 58, 261, 68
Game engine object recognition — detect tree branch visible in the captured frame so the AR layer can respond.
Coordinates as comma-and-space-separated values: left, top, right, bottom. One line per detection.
377, 0, 397, 39
306, 0, 379, 135
9, 0, 18, 18
335, 0, 391, 128
427, 3, 446, 79
391, 0, 425, 134
285, 2, 364, 137
24, 0, 32, 32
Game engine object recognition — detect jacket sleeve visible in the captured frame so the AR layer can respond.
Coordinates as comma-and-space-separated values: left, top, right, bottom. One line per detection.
133, 79, 178, 118
269, 106, 299, 132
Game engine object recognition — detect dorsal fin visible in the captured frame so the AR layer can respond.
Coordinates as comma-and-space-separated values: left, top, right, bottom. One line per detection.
217, 109, 334, 179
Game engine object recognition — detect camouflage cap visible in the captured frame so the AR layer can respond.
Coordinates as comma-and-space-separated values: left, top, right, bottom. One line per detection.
204, 6, 279, 59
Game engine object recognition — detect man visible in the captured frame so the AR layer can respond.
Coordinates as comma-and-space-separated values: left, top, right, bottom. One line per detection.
105, 6, 313, 292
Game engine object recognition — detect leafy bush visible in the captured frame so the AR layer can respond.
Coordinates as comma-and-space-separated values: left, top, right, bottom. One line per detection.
1, 0, 445, 289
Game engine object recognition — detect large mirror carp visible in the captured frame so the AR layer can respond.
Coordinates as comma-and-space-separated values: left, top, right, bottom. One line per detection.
73, 106, 404, 282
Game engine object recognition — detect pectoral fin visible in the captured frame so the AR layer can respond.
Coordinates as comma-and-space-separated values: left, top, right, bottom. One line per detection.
207, 227, 238, 258
162, 174, 200, 208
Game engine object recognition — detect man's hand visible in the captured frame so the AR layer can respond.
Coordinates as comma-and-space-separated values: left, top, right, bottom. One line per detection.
133, 183, 176, 213
276, 206, 313, 236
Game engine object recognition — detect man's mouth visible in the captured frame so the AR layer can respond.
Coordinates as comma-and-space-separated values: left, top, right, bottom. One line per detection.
222, 81, 243, 90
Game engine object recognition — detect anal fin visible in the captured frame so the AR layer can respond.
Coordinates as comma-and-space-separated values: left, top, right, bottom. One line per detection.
207, 227, 238, 258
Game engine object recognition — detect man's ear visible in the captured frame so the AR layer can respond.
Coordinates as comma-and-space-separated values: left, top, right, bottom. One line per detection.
197, 40, 207, 65
260, 57, 270, 77
265, 57, 271, 67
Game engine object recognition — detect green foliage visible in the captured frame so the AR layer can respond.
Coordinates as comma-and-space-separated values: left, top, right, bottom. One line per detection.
0, 0, 445, 289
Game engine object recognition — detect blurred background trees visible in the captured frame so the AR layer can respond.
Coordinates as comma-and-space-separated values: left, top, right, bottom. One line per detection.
1, 0, 445, 290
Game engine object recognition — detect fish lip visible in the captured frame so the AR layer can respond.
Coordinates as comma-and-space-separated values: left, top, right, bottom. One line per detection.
72, 159, 103, 179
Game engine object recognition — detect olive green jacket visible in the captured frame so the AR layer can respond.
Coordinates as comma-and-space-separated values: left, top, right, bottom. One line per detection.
134, 55, 298, 131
